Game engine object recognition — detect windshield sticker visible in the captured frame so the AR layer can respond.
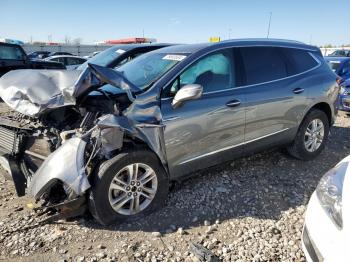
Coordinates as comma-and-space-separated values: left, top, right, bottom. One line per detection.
162, 54, 187, 61
115, 49, 126, 54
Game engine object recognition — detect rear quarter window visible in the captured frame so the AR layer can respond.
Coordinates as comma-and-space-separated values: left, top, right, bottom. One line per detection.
280, 48, 319, 75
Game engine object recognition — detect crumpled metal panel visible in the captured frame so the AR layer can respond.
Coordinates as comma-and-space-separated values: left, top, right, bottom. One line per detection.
96, 104, 167, 169
0, 69, 82, 116
96, 114, 130, 156
28, 137, 90, 200
0, 63, 169, 201
0, 64, 140, 117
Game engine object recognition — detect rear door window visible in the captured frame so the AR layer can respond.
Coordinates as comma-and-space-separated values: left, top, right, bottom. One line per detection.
52, 57, 66, 64
66, 57, 85, 65
239, 47, 288, 85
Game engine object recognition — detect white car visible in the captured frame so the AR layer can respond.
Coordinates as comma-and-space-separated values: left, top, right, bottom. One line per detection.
302, 155, 350, 261
44, 55, 87, 70
83, 51, 100, 59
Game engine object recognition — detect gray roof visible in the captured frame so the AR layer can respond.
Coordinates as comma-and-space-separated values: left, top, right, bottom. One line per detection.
100, 43, 173, 52
152, 38, 319, 55
155, 43, 211, 54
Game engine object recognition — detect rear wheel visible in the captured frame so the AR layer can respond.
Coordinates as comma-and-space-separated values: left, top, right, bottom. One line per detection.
287, 109, 329, 160
88, 149, 169, 225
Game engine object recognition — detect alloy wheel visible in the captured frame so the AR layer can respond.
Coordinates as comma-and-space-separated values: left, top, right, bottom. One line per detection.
108, 163, 158, 215
304, 119, 325, 152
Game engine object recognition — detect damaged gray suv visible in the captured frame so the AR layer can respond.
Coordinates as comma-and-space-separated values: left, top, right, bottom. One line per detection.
0, 39, 339, 225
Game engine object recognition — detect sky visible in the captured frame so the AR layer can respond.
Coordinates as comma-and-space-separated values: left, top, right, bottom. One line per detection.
1, 0, 348, 46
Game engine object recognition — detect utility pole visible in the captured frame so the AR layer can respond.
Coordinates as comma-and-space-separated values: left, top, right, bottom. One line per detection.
142, 29, 145, 38
267, 12, 272, 38
228, 28, 232, 39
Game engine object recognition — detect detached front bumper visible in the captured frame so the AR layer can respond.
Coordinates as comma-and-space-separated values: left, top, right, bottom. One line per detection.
28, 137, 90, 200
0, 137, 91, 201
302, 193, 346, 262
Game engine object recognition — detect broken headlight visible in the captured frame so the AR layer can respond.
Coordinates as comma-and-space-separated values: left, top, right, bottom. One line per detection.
316, 162, 347, 229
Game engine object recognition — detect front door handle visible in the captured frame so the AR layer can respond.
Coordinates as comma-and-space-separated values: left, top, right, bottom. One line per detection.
226, 99, 241, 107
293, 88, 305, 94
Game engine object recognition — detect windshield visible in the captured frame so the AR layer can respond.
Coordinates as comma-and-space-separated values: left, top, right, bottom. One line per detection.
326, 60, 341, 72
77, 46, 126, 70
0, 45, 26, 60
332, 50, 344, 56
116, 52, 187, 90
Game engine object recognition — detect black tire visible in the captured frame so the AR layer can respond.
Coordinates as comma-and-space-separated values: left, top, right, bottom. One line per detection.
88, 149, 169, 225
287, 109, 329, 160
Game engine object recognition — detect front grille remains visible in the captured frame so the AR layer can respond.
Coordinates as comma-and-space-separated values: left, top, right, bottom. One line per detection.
0, 126, 23, 155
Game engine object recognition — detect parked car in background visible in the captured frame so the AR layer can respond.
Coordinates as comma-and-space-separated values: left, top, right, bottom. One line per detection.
77, 43, 173, 70
0, 39, 339, 225
328, 49, 350, 57
302, 155, 350, 262
324, 57, 350, 82
27, 51, 51, 60
338, 79, 350, 112
83, 51, 100, 59
49, 51, 74, 57
0, 42, 65, 77
44, 55, 87, 70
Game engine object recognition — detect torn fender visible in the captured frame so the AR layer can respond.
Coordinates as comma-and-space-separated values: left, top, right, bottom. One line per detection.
28, 137, 90, 200
97, 114, 167, 169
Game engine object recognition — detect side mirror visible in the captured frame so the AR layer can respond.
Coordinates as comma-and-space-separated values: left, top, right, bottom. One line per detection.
171, 84, 203, 109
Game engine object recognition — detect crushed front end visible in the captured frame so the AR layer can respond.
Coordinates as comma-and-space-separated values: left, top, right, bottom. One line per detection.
0, 105, 94, 220
0, 64, 167, 223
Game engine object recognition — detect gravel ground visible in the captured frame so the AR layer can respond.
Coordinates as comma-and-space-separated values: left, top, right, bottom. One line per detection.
0, 111, 349, 262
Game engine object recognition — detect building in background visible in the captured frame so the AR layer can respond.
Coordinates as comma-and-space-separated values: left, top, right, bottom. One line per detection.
101, 37, 157, 45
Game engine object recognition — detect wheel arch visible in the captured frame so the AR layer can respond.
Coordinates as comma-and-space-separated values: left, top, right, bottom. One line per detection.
305, 102, 333, 126
117, 134, 170, 179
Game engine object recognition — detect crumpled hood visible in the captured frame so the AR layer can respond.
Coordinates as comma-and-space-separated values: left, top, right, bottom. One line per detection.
0, 64, 140, 117
0, 69, 83, 116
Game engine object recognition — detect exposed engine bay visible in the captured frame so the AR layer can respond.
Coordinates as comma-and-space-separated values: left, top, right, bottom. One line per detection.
0, 94, 123, 174
0, 64, 167, 223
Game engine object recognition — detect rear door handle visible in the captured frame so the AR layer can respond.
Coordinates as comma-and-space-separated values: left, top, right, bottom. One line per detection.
226, 99, 241, 107
293, 88, 305, 94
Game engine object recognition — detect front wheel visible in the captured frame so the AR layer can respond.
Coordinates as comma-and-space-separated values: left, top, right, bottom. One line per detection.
287, 109, 329, 160
88, 149, 169, 225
